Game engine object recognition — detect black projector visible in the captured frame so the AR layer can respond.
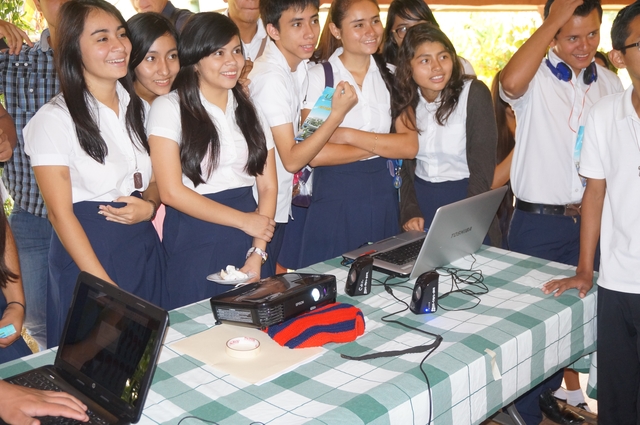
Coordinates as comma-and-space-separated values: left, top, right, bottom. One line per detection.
210, 273, 337, 329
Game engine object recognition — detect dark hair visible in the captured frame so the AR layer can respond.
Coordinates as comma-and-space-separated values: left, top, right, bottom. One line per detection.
260, 0, 319, 30
392, 23, 469, 129
127, 12, 178, 78
382, 0, 438, 65
0, 209, 18, 289
612, 2, 640, 53
490, 71, 514, 166
56, 0, 147, 163
174, 12, 267, 186
544, 0, 602, 21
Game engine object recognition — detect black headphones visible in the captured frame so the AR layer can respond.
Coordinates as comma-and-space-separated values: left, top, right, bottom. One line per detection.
545, 58, 598, 85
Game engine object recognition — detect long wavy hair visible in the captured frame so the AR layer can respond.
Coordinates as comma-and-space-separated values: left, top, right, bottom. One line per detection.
55, 0, 147, 163
392, 23, 470, 130
174, 12, 267, 187
0, 210, 18, 289
382, 0, 438, 66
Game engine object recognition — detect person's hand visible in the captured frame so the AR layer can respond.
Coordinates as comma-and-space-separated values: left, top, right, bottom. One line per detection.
546, 0, 584, 28
0, 127, 13, 162
0, 20, 33, 55
330, 81, 358, 119
0, 381, 89, 425
240, 254, 262, 283
542, 271, 594, 298
98, 196, 155, 225
240, 211, 275, 241
0, 302, 23, 348
403, 217, 425, 232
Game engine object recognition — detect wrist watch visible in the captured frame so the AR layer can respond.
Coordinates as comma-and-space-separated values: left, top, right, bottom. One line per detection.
246, 247, 268, 265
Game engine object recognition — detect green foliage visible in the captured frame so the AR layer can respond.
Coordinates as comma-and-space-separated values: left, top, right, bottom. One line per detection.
0, 0, 31, 32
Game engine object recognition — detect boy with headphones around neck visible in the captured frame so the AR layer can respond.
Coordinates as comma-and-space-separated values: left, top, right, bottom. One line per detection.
500, 0, 622, 423
543, 3, 640, 423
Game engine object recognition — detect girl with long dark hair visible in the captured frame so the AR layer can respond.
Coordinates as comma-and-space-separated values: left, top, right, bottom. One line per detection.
24, 0, 165, 347
297, 0, 418, 267
395, 24, 500, 245
148, 12, 277, 309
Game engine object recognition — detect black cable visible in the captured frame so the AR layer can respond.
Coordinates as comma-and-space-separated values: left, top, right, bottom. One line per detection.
435, 254, 488, 311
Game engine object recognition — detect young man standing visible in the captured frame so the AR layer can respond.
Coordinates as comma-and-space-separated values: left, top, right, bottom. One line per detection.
500, 0, 622, 422
130, 0, 192, 31
224, 0, 267, 62
248, 0, 357, 275
0, 0, 69, 349
544, 3, 640, 423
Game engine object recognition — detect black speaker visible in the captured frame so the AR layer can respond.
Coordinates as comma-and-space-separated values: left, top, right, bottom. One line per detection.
410, 270, 439, 314
345, 255, 373, 296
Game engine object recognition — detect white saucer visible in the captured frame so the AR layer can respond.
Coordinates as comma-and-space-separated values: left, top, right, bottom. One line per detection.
206, 271, 256, 285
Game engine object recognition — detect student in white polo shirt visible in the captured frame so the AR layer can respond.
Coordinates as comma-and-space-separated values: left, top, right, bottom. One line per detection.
224, 0, 268, 62
543, 3, 640, 423
248, 0, 358, 275
499, 0, 622, 422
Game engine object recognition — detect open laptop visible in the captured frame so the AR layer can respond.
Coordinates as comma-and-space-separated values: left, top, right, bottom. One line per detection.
343, 186, 508, 278
2, 272, 169, 425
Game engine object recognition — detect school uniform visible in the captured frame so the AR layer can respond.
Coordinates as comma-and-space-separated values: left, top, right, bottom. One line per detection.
499, 51, 623, 267
298, 49, 399, 268
24, 83, 165, 348
147, 90, 275, 310
579, 86, 640, 424
0, 293, 31, 364
399, 79, 498, 245
499, 51, 623, 425
249, 40, 308, 272
224, 10, 268, 61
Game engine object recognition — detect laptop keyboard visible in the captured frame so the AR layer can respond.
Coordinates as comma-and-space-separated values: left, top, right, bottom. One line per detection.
373, 238, 425, 265
10, 373, 110, 425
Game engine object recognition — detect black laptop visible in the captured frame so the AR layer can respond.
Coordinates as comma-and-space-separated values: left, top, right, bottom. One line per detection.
2, 272, 169, 425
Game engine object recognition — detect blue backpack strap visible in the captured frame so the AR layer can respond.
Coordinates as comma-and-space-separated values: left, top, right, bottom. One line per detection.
321, 61, 334, 88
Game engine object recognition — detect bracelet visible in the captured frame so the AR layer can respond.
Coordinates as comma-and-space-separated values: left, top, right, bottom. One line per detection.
246, 247, 268, 265
371, 135, 378, 154
147, 199, 158, 222
6, 301, 25, 311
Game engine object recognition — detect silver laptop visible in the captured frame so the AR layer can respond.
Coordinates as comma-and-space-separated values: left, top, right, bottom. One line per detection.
343, 186, 508, 278
3, 272, 169, 425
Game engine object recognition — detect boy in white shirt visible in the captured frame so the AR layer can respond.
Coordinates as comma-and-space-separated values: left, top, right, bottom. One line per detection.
248, 0, 356, 274
543, 3, 640, 423
500, 0, 622, 422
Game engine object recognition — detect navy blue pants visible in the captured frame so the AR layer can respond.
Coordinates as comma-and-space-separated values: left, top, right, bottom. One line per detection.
263, 222, 285, 277
298, 157, 399, 268
414, 177, 469, 230
597, 286, 640, 425
0, 293, 32, 364
278, 205, 307, 270
47, 200, 166, 348
163, 187, 255, 310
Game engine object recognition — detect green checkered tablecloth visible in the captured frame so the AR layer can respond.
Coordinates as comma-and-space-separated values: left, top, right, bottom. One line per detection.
0, 246, 597, 425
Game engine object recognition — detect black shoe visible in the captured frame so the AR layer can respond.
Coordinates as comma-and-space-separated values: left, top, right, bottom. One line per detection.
539, 389, 585, 424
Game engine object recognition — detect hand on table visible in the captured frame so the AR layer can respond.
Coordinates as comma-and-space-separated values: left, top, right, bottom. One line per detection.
542, 272, 594, 298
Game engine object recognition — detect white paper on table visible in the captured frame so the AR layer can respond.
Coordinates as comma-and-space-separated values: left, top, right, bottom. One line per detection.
169, 324, 325, 385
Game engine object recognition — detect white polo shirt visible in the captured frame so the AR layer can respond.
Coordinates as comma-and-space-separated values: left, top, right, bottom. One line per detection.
147, 90, 274, 195
415, 79, 471, 182
224, 10, 267, 61
306, 48, 392, 134
24, 83, 152, 203
500, 50, 623, 205
249, 40, 308, 223
580, 86, 640, 294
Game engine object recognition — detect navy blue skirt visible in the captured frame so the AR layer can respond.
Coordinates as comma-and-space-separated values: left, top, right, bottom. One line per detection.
47, 200, 166, 348
278, 205, 308, 270
0, 293, 32, 364
298, 157, 399, 268
414, 177, 469, 230
163, 186, 255, 310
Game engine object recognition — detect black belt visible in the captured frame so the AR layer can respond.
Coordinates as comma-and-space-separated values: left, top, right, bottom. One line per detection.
515, 199, 581, 217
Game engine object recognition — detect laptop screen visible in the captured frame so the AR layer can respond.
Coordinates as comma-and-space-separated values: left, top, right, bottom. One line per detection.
57, 280, 163, 414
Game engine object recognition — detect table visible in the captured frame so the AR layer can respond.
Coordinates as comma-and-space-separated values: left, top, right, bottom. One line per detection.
0, 246, 597, 425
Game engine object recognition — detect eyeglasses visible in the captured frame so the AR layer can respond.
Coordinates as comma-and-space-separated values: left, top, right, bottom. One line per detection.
393, 25, 410, 38
623, 41, 640, 52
